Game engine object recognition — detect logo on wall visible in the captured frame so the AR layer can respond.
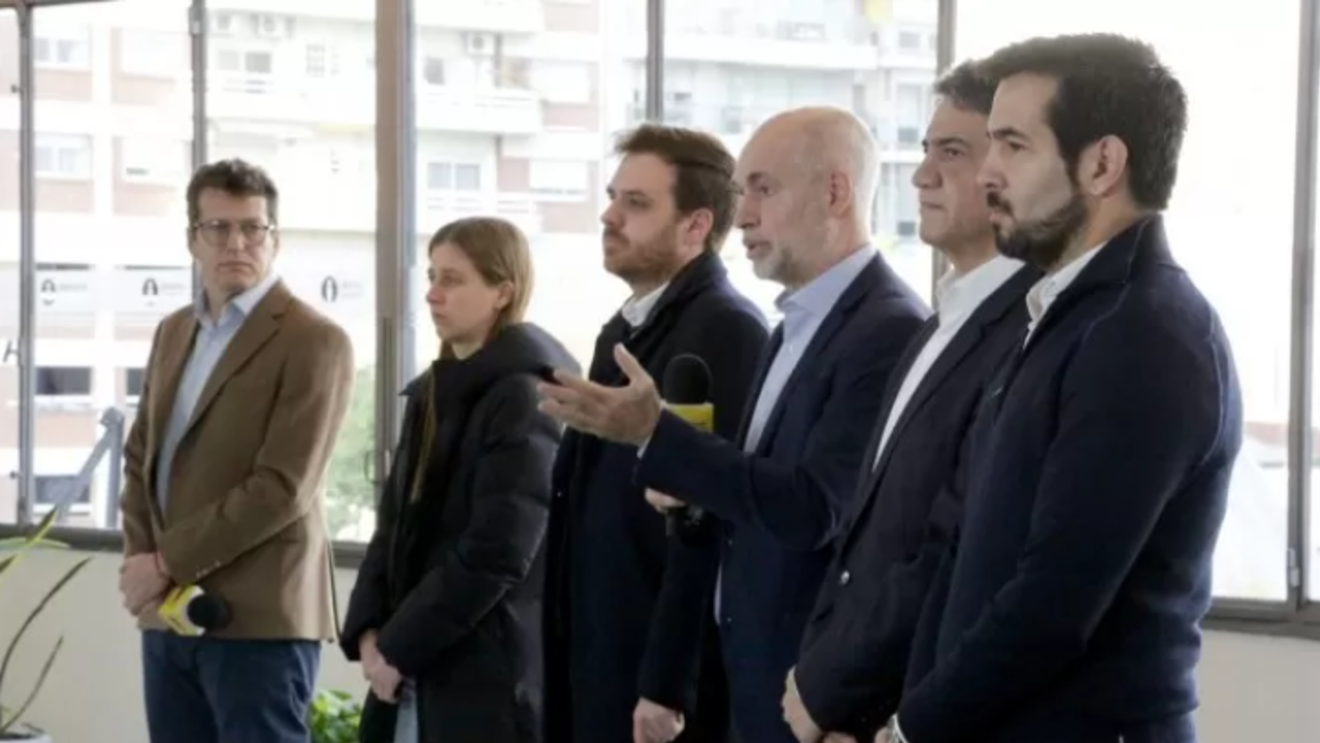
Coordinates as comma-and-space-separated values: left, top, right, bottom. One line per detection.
142, 278, 160, 297
39, 278, 56, 307
321, 276, 340, 303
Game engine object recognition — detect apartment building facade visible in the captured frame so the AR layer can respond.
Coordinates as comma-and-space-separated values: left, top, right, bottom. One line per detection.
0, 0, 937, 530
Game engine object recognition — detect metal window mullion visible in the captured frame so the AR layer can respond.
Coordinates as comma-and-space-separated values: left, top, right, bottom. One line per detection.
1289, 0, 1320, 613
15, 0, 36, 526
645, 0, 663, 122
375, 0, 416, 504
929, 0, 958, 297
190, 0, 208, 302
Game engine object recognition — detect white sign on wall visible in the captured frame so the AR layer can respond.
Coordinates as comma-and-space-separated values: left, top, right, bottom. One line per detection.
113, 267, 193, 314
285, 270, 372, 318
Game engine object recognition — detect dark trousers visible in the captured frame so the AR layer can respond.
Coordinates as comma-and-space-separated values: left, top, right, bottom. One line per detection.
141, 629, 321, 743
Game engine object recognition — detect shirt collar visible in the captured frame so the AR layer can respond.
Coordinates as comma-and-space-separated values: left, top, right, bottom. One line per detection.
620, 282, 669, 328
934, 254, 1024, 320
1026, 243, 1105, 326
775, 246, 874, 320
195, 271, 280, 327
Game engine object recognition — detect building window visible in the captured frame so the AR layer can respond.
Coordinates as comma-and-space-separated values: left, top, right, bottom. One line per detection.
34, 134, 92, 180
33, 25, 91, 70
422, 56, 446, 86
36, 366, 93, 397
305, 42, 340, 78
121, 138, 187, 184
125, 367, 146, 402
529, 160, 588, 200
896, 164, 918, 239
212, 47, 276, 92
425, 162, 482, 192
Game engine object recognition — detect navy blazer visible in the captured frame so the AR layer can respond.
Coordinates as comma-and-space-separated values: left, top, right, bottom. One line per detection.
636, 253, 929, 743
542, 252, 769, 743
794, 263, 1038, 739
897, 215, 1243, 743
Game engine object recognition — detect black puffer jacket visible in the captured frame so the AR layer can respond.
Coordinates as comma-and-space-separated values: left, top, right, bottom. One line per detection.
341, 322, 579, 743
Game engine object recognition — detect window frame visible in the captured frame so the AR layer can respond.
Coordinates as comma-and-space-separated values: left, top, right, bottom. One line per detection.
0, 0, 1318, 645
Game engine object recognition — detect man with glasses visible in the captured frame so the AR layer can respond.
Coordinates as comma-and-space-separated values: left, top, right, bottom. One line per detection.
118, 158, 355, 743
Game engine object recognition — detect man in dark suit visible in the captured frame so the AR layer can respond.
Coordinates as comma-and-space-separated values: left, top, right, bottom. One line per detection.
539, 124, 770, 743
879, 34, 1242, 743
784, 62, 1037, 743
541, 106, 928, 743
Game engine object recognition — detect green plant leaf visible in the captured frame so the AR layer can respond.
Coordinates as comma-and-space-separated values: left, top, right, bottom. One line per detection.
0, 555, 91, 715
0, 635, 63, 736
26, 507, 63, 547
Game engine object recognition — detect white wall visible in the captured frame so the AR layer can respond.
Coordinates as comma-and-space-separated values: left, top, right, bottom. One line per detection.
2, 549, 1317, 742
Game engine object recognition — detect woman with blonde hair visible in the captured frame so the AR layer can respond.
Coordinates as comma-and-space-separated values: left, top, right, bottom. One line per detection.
341, 216, 578, 743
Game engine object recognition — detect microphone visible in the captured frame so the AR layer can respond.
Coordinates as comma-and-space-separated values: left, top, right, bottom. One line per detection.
660, 354, 714, 537
158, 585, 231, 636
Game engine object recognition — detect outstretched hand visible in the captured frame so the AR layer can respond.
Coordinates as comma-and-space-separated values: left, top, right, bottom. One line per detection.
538, 344, 663, 446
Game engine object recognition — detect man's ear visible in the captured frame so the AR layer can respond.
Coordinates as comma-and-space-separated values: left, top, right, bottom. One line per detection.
684, 208, 714, 250
1077, 135, 1129, 198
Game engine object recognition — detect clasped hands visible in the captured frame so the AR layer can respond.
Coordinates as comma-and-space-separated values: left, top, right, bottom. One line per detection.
359, 631, 404, 703
784, 667, 887, 743
119, 551, 170, 619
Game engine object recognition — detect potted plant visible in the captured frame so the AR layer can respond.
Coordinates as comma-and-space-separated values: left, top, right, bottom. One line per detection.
0, 508, 91, 742
309, 688, 362, 743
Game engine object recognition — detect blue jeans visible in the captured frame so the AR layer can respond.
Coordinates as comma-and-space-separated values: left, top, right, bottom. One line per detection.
393, 680, 419, 743
141, 630, 320, 743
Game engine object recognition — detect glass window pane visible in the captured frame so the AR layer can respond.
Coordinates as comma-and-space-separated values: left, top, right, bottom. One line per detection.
956, 0, 1299, 603
0, 10, 13, 524
409, 1, 639, 377
666, 0, 941, 320
205, 3, 379, 543
1, 2, 193, 530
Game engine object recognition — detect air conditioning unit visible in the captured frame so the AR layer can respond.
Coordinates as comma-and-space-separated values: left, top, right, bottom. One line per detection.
255, 14, 294, 39
463, 32, 496, 56
210, 12, 235, 35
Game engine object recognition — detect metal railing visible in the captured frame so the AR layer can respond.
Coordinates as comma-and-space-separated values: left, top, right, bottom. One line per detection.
8, 407, 126, 529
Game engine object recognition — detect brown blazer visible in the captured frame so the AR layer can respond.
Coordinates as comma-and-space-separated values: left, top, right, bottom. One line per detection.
120, 280, 355, 641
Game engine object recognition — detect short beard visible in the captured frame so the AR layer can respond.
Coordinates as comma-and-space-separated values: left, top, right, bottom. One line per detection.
605, 221, 685, 288
992, 187, 1088, 271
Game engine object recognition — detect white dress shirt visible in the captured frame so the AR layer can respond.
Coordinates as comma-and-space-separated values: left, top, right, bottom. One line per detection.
871, 255, 1023, 469
621, 282, 669, 329
1024, 243, 1105, 341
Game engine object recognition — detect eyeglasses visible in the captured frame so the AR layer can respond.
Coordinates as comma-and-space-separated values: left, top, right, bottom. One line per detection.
193, 219, 276, 248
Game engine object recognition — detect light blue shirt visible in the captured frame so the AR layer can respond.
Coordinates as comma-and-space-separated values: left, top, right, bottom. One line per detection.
154, 273, 280, 514
715, 246, 874, 617
741, 246, 875, 452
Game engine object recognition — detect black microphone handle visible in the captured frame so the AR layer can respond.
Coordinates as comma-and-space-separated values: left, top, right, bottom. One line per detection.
664, 504, 705, 537
665, 508, 683, 537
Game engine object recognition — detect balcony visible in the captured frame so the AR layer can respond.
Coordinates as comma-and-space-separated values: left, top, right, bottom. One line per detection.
626, 103, 883, 156
416, 86, 542, 135
206, 74, 373, 130
421, 192, 541, 236
416, 0, 545, 34
622, 16, 883, 71
274, 187, 542, 237
206, 0, 543, 33
206, 75, 541, 135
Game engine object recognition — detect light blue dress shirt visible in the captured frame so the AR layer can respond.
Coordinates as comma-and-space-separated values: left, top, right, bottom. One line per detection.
154, 273, 280, 515
715, 246, 875, 615
741, 247, 875, 452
